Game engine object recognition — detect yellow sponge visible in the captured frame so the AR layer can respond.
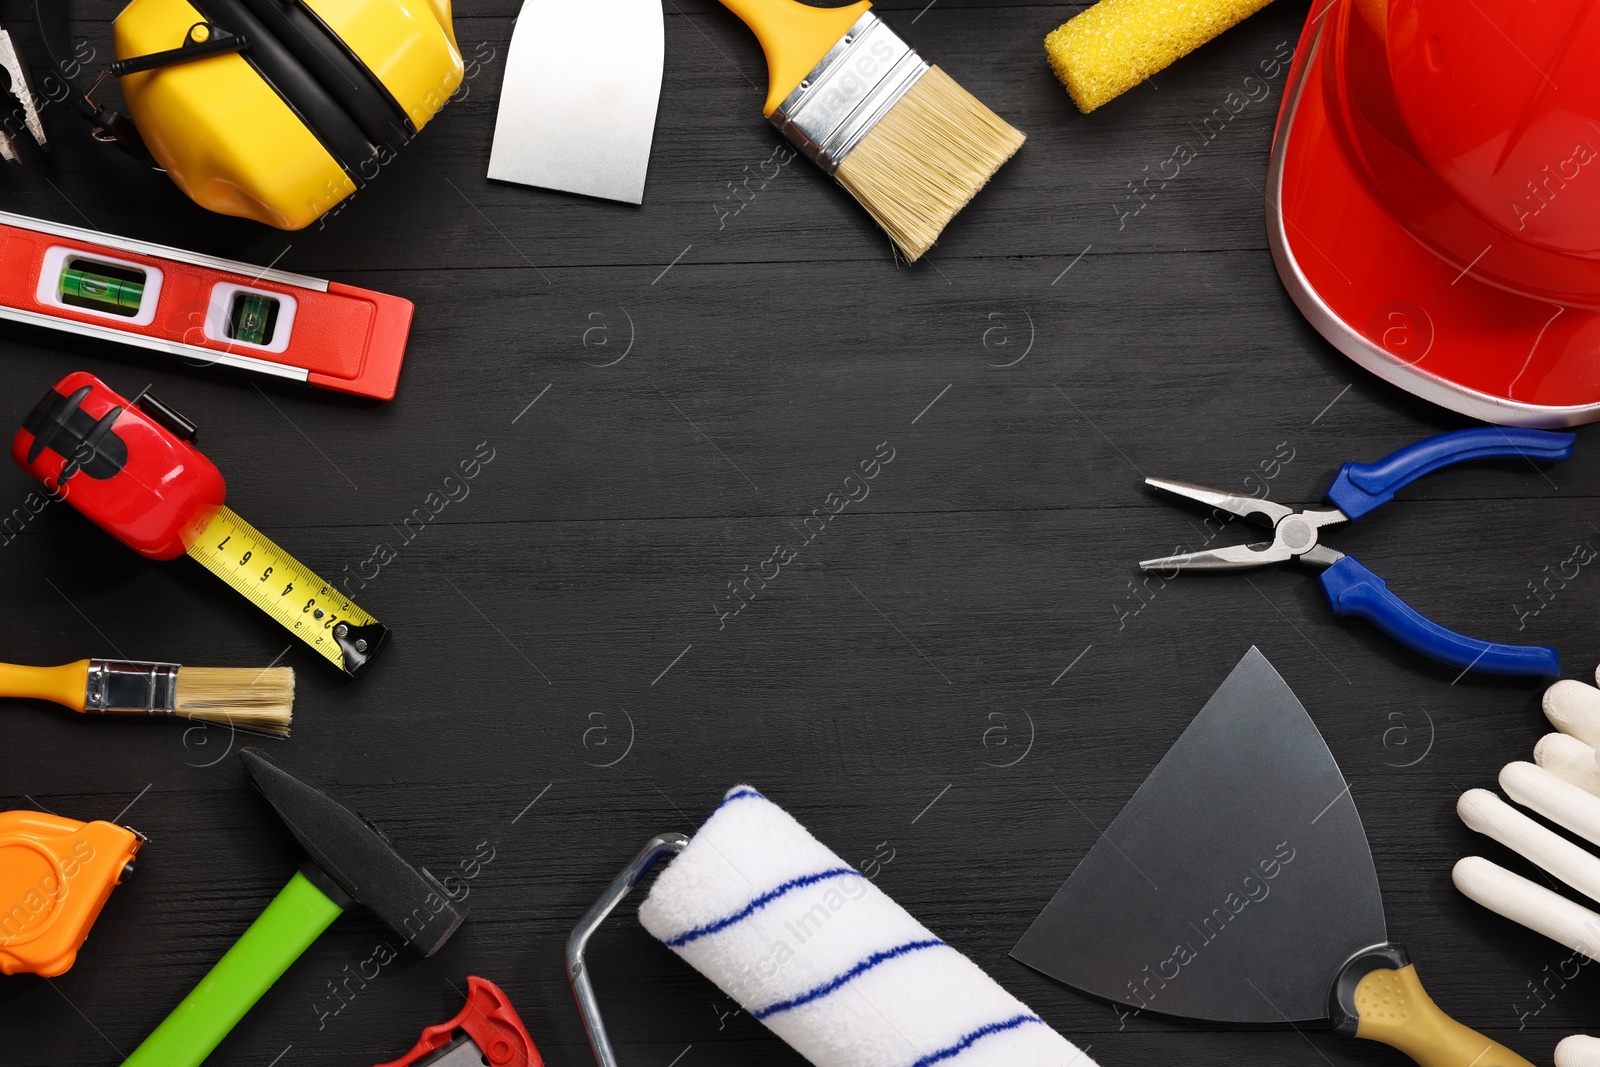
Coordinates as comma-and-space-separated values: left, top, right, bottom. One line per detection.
1046, 0, 1277, 113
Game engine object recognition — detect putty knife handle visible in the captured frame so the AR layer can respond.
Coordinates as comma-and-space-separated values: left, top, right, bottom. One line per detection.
1325, 427, 1574, 521
121, 869, 345, 1067
1330, 943, 1537, 1067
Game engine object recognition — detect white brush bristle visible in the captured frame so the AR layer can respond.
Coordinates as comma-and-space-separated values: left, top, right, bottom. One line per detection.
834, 66, 1025, 263
174, 666, 294, 738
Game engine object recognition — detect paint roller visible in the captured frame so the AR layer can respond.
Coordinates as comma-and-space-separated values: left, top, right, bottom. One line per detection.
567, 785, 1094, 1067
1046, 0, 1279, 113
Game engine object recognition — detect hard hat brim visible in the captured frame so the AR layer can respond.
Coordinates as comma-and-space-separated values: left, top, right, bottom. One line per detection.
1269, 3, 1600, 427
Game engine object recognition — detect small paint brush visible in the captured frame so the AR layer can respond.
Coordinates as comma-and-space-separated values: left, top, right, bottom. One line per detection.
717, 0, 1025, 262
0, 659, 293, 737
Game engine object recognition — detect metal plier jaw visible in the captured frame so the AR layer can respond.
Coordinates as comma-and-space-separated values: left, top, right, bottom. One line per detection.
1140, 479, 1348, 572
1138, 427, 1576, 679
0, 27, 47, 163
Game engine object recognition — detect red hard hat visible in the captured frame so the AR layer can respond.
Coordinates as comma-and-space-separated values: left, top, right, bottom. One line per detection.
1270, 0, 1600, 424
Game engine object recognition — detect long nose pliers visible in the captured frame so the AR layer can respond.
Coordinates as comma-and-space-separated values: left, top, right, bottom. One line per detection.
1140, 427, 1574, 678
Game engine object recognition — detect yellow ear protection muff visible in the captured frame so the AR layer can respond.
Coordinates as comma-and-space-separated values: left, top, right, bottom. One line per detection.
34, 0, 462, 230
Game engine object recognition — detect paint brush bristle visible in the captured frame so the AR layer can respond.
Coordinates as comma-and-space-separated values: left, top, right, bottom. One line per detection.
173, 666, 294, 738
833, 67, 1025, 263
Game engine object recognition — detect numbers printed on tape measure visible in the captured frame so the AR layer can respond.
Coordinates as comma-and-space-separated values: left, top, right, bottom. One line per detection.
190, 507, 385, 674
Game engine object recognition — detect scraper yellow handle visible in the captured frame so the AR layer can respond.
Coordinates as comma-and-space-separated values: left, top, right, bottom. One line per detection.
1338, 955, 1534, 1067
716, 0, 873, 114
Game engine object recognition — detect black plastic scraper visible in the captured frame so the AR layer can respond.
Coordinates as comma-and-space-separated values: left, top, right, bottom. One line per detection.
1012, 647, 1533, 1067
118, 748, 468, 1067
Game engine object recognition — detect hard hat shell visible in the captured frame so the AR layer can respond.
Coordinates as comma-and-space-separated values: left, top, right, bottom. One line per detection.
1270, 0, 1600, 424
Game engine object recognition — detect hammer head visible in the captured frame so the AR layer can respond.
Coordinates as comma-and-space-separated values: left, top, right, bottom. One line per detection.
240, 749, 466, 956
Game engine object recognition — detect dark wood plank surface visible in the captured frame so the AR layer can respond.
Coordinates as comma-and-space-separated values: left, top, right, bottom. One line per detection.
4, 2, 1599, 1065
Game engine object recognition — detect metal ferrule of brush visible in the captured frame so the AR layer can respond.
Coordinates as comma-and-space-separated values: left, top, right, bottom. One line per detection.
84, 659, 179, 715
769, 13, 929, 175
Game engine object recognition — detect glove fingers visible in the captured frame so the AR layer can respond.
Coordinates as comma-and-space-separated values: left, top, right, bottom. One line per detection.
1557, 1034, 1600, 1067
1536, 733, 1600, 798
1458, 790, 1600, 905
1545, 679, 1600, 748
1454, 856, 1600, 960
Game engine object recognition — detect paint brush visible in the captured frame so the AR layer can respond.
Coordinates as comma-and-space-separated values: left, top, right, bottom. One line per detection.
718, 0, 1025, 262
0, 659, 293, 737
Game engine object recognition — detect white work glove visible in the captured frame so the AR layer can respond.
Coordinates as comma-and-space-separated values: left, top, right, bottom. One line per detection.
1453, 668, 1600, 1067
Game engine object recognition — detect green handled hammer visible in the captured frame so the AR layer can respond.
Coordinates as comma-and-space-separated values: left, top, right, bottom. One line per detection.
122, 749, 468, 1067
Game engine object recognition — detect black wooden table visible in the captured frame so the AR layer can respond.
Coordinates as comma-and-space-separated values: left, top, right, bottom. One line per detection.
4, 3, 1596, 1065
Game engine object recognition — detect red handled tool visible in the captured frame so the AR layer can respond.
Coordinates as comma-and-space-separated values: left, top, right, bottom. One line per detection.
13, 372, 388, 676
379, 977, 543, 1067
0, 211, 410, 399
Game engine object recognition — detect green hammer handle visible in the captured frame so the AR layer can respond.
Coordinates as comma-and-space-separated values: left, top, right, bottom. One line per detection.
122, 870, 344, 1067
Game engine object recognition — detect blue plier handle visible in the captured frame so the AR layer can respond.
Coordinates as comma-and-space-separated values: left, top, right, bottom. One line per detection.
1142, 427, 1574, 678
1320, 428, 1572, 677
1325, 427, 1574, 520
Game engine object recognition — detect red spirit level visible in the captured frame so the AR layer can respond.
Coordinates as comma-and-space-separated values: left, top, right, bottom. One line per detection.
0, 211, 411, 399
13, 372, 389, 677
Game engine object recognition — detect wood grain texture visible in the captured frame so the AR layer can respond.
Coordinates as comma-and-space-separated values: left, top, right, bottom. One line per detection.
3, 2, 1599, 1066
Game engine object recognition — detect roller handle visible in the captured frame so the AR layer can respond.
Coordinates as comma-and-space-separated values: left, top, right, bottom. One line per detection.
1319, 557, 1558, 677
1330, 944, 1537, 1067
121, 869, 344, 1067
714, 0, 873, 114
1325, 428, 1574, 520
0, 660, 92, 711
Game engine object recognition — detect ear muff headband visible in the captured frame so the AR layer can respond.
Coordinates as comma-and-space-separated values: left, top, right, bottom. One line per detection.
32, 0, 153, 164
187, 0, 382, 181
234, 0, 414, 151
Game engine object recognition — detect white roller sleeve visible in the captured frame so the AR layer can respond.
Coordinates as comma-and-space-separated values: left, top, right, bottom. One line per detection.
1545, 680, 1600, 748
1557, 1035, 1600, 1067
1452, 856, 1600, 960
1457, 789, 1600, 903
1501, 761, 1600, 847
639, 786, 1095, 1067
1536, 733, 1600, 798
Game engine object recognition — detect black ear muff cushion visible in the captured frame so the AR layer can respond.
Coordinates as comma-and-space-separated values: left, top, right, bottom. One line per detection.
189, 0, 382, 181
235, 0, 414, 150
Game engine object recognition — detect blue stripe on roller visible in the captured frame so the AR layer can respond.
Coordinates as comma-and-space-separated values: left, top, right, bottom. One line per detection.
715, 787, 766, 811
754, 939, 946, 1020
906, 1014, 1045, 1067
662, 867, 865, 948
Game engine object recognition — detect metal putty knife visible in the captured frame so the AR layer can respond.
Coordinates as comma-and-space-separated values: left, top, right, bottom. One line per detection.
487, 0, 664, 204
1012, 647, 1534, 1067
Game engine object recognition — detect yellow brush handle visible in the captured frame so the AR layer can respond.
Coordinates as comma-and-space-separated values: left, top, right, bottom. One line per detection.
1352, 965, 1534, 1067
716, 0, 873, 114
0, 661, 92, 712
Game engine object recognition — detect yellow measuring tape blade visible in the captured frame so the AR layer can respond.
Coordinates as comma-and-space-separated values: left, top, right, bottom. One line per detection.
186, 507, 388, 676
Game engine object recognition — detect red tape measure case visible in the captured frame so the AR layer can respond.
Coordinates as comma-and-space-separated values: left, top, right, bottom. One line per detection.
13, 371, 225, 560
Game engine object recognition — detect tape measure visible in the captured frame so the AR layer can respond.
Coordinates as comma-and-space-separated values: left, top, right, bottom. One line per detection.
188, 508, 387, 673
0, 809, 143, 977
12, 372, 389, 677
